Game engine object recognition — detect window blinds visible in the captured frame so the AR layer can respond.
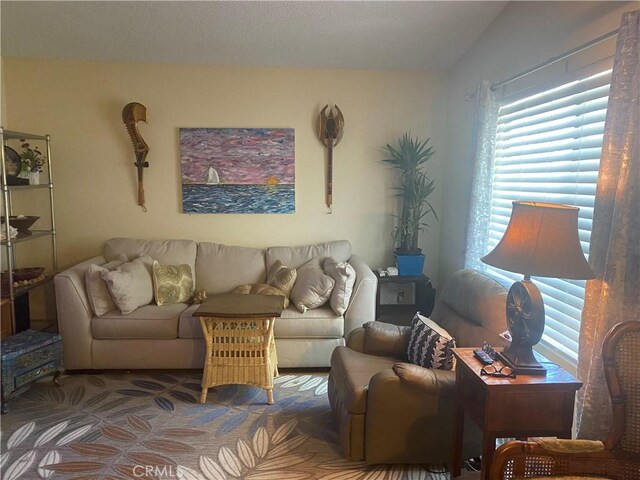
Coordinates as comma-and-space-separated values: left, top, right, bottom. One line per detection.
487, 69, 612, 364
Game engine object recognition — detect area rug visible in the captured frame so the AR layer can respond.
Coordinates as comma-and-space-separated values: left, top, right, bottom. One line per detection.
0, 371, 478, 480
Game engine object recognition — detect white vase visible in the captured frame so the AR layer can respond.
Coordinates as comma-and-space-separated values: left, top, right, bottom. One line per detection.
29, 171, 40, 185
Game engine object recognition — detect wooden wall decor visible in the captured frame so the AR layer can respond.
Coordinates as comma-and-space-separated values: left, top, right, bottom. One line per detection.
318, 105, 344, 213
122, 102, 149, 212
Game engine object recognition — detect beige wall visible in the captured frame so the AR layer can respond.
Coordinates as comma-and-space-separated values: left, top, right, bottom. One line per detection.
439, 1, 635, 287
3, 59, 448, 279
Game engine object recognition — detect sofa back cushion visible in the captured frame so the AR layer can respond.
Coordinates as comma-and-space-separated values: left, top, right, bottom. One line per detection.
265, 240, 352, 270
196, 242, 266, 294
431, 269, 508, 348
104, 238, 197, 282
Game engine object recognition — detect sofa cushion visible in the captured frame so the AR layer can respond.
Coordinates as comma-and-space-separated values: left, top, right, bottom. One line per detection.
266, 240, 352, 270
324, 258, 356, 315
178, 304, 343, 340
103, 238, 197, 284
101, 255, 154, 315
92, 303, 186, 339
178, 304, 202, 339
196, 242, 266, 294
330, 345, 397, 414
152, 261, 194, 305
85, 254, 128, 317
290, 258, 335, 312
276, 306, 344, 338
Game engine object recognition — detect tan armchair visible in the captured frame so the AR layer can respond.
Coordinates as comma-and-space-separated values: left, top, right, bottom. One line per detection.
327, 269, 509, 464
491, 320, 640, 480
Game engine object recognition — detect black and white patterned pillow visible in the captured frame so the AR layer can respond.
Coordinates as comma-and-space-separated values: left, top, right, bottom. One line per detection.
407, 313, 456, 370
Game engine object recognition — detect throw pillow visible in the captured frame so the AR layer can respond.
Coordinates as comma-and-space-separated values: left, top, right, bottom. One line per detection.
232, 283, 289, 309
152, 261, 194, 306
324, 258, 356, 315
266, 260, 297, 297
85, 253, 128, 316
101, 255, 154, 315
406, 313, 456, 370
290, 258, 335, 313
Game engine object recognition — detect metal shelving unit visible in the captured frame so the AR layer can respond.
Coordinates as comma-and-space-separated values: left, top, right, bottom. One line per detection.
1, 128, 57, 335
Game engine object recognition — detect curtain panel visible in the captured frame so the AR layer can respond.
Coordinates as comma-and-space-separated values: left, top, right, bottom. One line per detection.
576, 9, 640, 440
463, 81, 501, 270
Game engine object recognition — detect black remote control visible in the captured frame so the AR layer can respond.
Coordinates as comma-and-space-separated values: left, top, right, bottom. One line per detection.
473, 349, 494, 365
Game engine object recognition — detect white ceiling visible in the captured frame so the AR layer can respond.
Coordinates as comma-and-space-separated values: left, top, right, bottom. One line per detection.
1, 1, 507, 71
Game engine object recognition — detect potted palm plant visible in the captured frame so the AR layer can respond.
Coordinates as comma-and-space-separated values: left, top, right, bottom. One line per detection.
382, 133, 437, 275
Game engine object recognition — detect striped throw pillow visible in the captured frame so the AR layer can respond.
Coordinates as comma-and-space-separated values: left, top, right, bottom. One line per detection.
407, 313, 456, 370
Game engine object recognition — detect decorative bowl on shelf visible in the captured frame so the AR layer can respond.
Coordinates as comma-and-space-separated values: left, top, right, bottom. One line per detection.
0, 216, 40, 235
1, 267, 46, 290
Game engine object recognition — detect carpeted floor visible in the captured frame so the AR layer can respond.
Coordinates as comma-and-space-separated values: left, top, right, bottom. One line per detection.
1, 371, 479, 480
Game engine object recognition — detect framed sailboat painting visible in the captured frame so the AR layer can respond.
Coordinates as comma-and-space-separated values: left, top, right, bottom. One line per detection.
180, 128, 295, 213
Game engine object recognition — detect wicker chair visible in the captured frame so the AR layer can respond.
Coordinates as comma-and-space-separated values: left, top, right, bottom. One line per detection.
491, 320, 640, 480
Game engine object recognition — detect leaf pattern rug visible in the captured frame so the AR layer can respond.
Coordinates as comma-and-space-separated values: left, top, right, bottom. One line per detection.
0, 371, 479, 480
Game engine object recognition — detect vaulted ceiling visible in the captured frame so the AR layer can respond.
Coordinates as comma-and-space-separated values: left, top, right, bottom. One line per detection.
1, 1, 507, 71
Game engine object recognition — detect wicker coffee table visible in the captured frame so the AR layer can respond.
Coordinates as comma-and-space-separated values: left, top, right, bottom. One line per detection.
196, 293, 284, 405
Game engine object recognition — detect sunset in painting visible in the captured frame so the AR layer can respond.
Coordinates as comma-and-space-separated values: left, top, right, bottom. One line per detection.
180, 128, 295, 213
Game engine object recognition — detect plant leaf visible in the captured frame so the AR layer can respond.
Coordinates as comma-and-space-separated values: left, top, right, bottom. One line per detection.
55, 424, 94, 446
218, 446, 242, 477
255, 453, 313, 470
7, 422, 35, 449
271, 419, 298, 445
236, 439, 255, 468
176, 465, 207, 480
37, 450, 61, 479
252, 427, 269, 458
100, 425, 136, 443
34, 421, 69, 447
69, 443, 121, 457
265, 435, 309, 459
199, 455, 226, 480
4, 450, 37, 480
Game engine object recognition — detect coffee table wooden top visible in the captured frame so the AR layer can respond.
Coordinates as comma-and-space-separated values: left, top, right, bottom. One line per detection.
195, 293, 285, 318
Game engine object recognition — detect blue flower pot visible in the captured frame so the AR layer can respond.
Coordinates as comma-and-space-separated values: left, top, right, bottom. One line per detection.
395, 253, 425, 276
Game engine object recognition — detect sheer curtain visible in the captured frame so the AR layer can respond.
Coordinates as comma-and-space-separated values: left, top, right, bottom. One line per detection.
576, 10, 640, 440
463, 81, 501, 270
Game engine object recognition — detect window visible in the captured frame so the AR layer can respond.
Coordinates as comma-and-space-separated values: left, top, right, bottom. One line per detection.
486, 68, 612, 366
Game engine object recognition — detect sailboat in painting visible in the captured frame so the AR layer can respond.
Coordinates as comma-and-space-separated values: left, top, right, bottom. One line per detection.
207, 167, 220, 185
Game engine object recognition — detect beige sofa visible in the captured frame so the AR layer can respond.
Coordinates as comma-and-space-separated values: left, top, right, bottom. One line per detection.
328, 269, 508, 464
55, 238, 376, 370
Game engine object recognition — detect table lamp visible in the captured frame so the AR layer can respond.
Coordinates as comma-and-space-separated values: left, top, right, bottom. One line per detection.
481, 201, 595, 375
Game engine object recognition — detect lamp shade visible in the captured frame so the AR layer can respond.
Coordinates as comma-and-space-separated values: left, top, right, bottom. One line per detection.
481, 201, 595, 279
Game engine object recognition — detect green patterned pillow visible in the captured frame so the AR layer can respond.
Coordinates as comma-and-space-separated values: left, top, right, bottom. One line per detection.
152, 260, 194, 306
266, 260, 297, 297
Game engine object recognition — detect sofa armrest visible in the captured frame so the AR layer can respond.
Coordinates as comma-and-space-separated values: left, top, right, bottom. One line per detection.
54, 255, 104, 369
344, 254, 377, 335
345, 327, 365, 352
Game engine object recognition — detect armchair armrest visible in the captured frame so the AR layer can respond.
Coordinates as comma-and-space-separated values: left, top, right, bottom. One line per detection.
391, 362, 456, 397
363, 321, 410, 358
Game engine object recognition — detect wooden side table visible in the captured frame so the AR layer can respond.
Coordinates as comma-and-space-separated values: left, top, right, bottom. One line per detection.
196, 293, 284, 405
451, 347, 582, 480
374, 272, 435, 325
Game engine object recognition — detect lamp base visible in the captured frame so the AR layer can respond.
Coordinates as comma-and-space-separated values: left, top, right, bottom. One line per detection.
499, 343, 546, 376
